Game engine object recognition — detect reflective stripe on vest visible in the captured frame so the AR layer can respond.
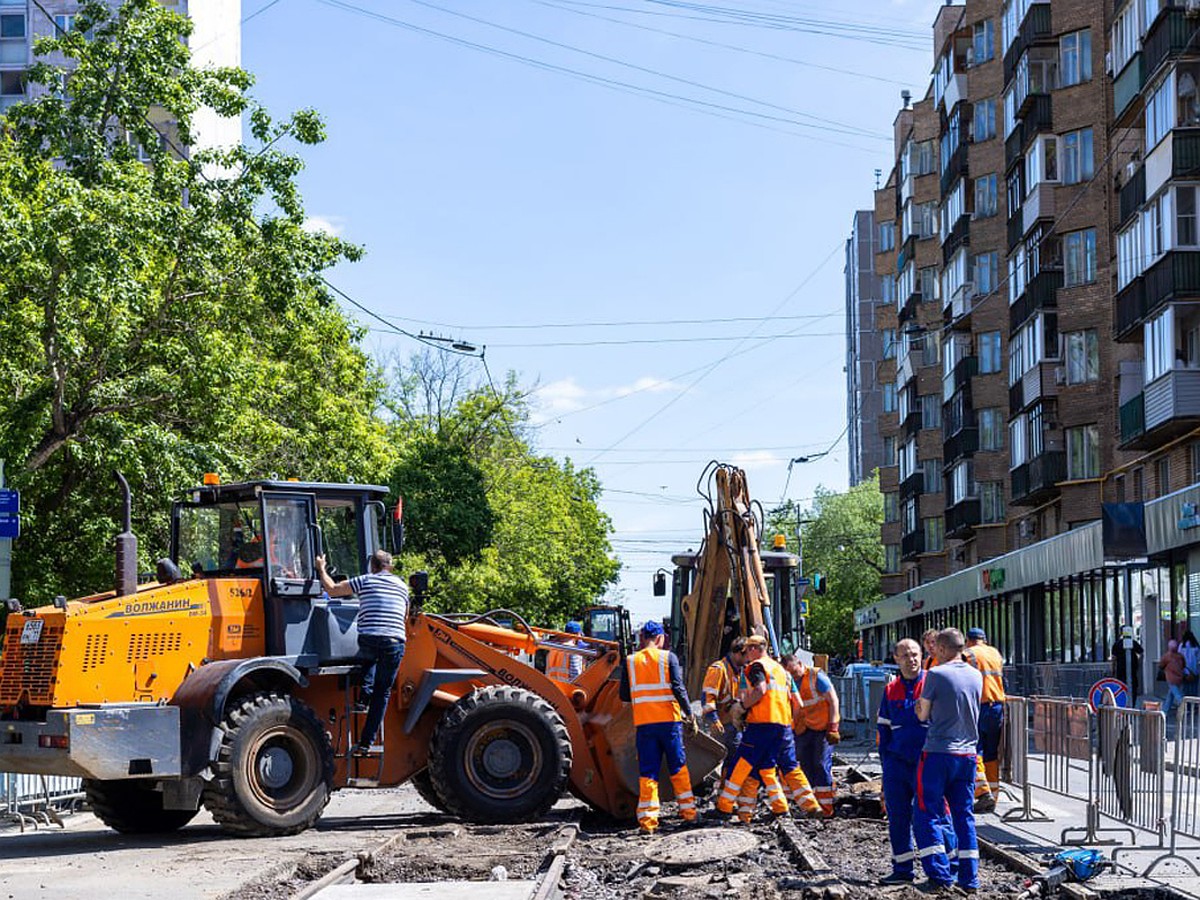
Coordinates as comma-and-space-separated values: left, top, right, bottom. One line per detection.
796, 666, 832, 731
546, 649, 571, 682
702, 657, 738, 716
966, 645, 1006, 703
629, 647, 681, 726
746, 657, 793, 725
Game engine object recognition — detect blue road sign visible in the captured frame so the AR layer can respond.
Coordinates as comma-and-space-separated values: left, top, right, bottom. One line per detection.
0, 513, 18, 539
0, 489, 17, 515
1089, 677, 1130, 712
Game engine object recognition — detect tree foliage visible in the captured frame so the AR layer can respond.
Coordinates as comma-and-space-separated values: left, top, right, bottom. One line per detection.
768, 475, 884, 657
0, 0, 390, 602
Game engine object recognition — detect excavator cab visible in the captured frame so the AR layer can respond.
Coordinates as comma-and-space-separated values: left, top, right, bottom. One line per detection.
171, 479, 391, 665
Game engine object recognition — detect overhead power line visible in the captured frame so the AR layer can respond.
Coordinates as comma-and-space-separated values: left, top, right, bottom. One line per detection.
367, 309, 842, 332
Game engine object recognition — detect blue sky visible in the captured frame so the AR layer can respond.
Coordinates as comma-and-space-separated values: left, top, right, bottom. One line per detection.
242, 0, 942, 624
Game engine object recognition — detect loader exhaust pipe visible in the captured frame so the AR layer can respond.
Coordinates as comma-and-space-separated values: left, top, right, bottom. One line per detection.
114, 471, 138, 598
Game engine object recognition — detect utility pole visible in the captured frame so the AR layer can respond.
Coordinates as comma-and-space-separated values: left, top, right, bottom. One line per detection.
0, 460, 10, 601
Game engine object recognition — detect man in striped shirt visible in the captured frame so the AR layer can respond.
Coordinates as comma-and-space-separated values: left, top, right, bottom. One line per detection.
317, 549, 409, 756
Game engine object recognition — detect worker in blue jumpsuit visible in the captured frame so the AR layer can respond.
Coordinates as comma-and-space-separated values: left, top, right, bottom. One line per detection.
877, 638, 957, 885
914, 627, 983, 893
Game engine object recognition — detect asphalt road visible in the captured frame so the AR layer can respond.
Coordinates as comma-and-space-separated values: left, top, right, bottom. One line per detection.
0, 785, 439, 899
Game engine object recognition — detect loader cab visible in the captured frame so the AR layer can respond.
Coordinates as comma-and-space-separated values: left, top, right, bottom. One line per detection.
171, 480, 392, 668
580, 605, 633, 656
663, 549, 809, 670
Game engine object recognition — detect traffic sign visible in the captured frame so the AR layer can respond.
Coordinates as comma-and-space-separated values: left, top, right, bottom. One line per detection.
0, 513, 17, 539
0, 489, 17, 515
1088, 677, 1130, 713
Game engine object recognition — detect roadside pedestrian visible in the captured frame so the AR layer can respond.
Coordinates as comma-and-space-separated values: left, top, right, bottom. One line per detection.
964, 627, 1005, 814
1159, 639, 1187, 718
702, 636, 748, 779
1111, 627, 1144, 703
913, 627, 982, 894
619, 620, 697, 834
714, 636, 821, 821
921, 629, 939, 671
782, 654, 841, 817
877, 638, 956, 885
546, 621, 585, 686
1180, 630, 1200, 698
316, 549, 409, 755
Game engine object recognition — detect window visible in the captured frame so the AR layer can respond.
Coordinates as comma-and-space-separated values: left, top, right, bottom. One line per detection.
924, 517, 945, 553
918, 201, 938, 239
1111, 3, 1140, 76
1009, 315, 1048, 386
885, 544, 900, 573
881, 277, 896, 305
882, 329, 897, 359
973, 98, 996, 141
1064, 229, 1097, 286
0, 10, 23, 65
884, 492, 899, 523
943, 247, 968, 302
1008, 245, 1027, 303
882, 436, 897, 468
921, 394, 942, 429
902, 498, 918, 533
919, 266, 939, 302
1157, 457, 1171, 496
1010, 415, 1028, 468
1007, 167, 1024, 216
1143, 191, 1168, 262
883, 382, 897, 413
1179, 185, 1198, 247
1064, 329, 1099, 384
1133, 466, 1144, 502
974, 251, 999, 295
923, 331, 941, 367
1059, 29, 1092, 87
973, 19, 994, 64
949, 460, 975, 504
54, 14, 76, 32
923, 459, 942, 494
913, 140, 937, 176
1066, 425, 1100, 479
0, 69, 21, 98
980, 481, 1006, 523
1179, 63, 1200, 128
979, 408, 1005, 451
974, 174, 999, 218
979, 331, 1002, 374
941, 181, 967, 241
1145, 306, 1175, 382
1146, 72, 1175, 152
1117, 221, 1143, 289
1026, 135, 1058, 191
1061, 129, 1093, 185
879, 221, 896, 251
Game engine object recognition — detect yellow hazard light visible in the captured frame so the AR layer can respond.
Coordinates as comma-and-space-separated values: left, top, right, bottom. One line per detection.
287, 477, 300, 482
202, 472, 220, 485
772, 533, 787, 550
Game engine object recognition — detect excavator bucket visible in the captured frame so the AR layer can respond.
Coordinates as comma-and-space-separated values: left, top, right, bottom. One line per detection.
599, 704, 726, 800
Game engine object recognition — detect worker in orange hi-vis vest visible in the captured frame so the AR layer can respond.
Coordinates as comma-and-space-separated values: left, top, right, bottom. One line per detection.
784, 654, 841, 817
545, 621, 585, 686
714, 636, 821, 821
618, 620, 697, 834
701, 636, 748, 780
964, 627, 1006, 814
921, 629, 939, 671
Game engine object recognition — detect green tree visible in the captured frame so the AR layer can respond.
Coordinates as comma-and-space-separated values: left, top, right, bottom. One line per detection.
769, 475, 884, 657
0, 0, 390, 603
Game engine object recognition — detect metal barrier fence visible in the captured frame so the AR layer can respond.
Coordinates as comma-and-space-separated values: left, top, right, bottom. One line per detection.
1144, 698, 1200, 877
2, 772, 84, 830
830, 672, 892, 723
999, 696, 1050, 823
1003, 664, 1111, 701
1026, 697, 1092, 800
1094, 705, 1168, 850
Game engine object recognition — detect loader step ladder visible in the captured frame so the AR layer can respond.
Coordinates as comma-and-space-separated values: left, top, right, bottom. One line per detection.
341, 668, 384, 787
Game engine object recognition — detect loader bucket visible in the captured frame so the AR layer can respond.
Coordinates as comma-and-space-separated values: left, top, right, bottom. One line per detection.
601, 704, 726, 799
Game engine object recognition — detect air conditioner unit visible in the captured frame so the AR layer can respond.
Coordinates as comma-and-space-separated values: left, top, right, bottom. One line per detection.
1054, 366, 1066, 386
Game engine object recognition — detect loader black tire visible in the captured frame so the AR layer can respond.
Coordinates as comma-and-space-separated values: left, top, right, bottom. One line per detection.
84, 779, 198, 834
201, 692, 334, 837
410, 768, 449, 813
428, 685, 571, 824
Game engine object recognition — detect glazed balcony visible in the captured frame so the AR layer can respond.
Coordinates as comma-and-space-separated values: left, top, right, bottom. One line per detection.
1009, 361, 1060, 414
1114, 250, 1200, 340
1113, 52, 1145, 127
1119, 164, 1145, 227
945, 498, 982, 539
1009, 266, 1062, 333
1144, 8, 1200, 84
901, 529, 927, 560
1002, 2, 1052, 86
1119, 368, 1200, 450
1010, 450, 1066, 506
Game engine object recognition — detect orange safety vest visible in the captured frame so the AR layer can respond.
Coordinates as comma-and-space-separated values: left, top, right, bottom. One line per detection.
744, 656, 793, 726
702, 657, 738, 719
965, 643, 1006, 703
628, 647, 683, 726
546, 649, 571, 683
794, 666, 834, 732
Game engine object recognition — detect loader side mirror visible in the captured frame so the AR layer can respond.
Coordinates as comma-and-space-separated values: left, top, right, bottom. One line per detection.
391, 496, 404, 553
408, 570, 428, 612
653, 571, 666, 597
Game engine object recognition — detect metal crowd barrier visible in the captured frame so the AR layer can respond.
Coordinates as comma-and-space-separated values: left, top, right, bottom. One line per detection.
1144, 698, 1200, 877
1094, 705, 1167, 855
1, 772, 84, 830
999, 696, 1050, 823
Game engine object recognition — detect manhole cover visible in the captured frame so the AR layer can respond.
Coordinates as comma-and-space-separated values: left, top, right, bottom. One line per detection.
643, 828, 760, 866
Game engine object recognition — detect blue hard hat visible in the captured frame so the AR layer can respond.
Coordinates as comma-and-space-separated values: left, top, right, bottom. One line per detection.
967, 627, 986, 640
641, 620, 664, 638
565, 621, 583, 634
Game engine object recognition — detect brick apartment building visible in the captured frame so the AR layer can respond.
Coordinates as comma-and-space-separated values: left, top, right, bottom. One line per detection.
846, 209, 889, 486
853, 0, 1200, 690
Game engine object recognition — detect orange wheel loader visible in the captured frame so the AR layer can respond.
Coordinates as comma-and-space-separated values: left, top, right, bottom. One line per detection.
0, 476, 722, 836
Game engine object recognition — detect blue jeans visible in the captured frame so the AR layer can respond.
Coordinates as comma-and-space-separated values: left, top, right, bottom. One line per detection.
358, 634, 406, 749
1163, 682, 1186, 718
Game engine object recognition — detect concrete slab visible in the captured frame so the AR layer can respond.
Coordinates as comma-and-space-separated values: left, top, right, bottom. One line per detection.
314, 882, 538, 899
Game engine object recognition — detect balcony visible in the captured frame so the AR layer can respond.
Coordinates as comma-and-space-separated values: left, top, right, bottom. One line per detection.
1114, 276, 1147, 341
947, 355, 979, 395
1009, 266, 1062, 333
1120, 368, 1200, 450
902, 407, 923, 440
898, 231, 917, 273
1115, 250, 1200, 340
1022, 182, 1056, 238
945, 498, 982, 539
1002, 2, 1052, 86
1119, 163, 1146, 227
898, 290, 920, 327
943, 426, 979, 466
943, 215, 970, 265
941, 141, 969, 196
1008, 361, 1060, 414
1005, 94, 1053, 171
1113, 52, 1145, 127
1144, 9, 1200, 84
1010, 450, 1066, 506
897, 352, 915, 390
1173, 127, 1200, 179
901, 529, 927, 560
899, 470, 924, 502
1007, 211, 1024, 252
944, 282, 975, 325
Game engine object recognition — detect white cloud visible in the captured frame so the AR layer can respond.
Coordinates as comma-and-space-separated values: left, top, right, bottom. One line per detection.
531, 375, 685, 423
302, 215, 345, 237
730, 450, 783, 468
613, 376, 682, 397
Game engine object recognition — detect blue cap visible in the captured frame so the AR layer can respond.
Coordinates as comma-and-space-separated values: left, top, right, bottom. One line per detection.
967, 627, 986, 640
564, 621, 583, 634
641, 620, 664, 638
